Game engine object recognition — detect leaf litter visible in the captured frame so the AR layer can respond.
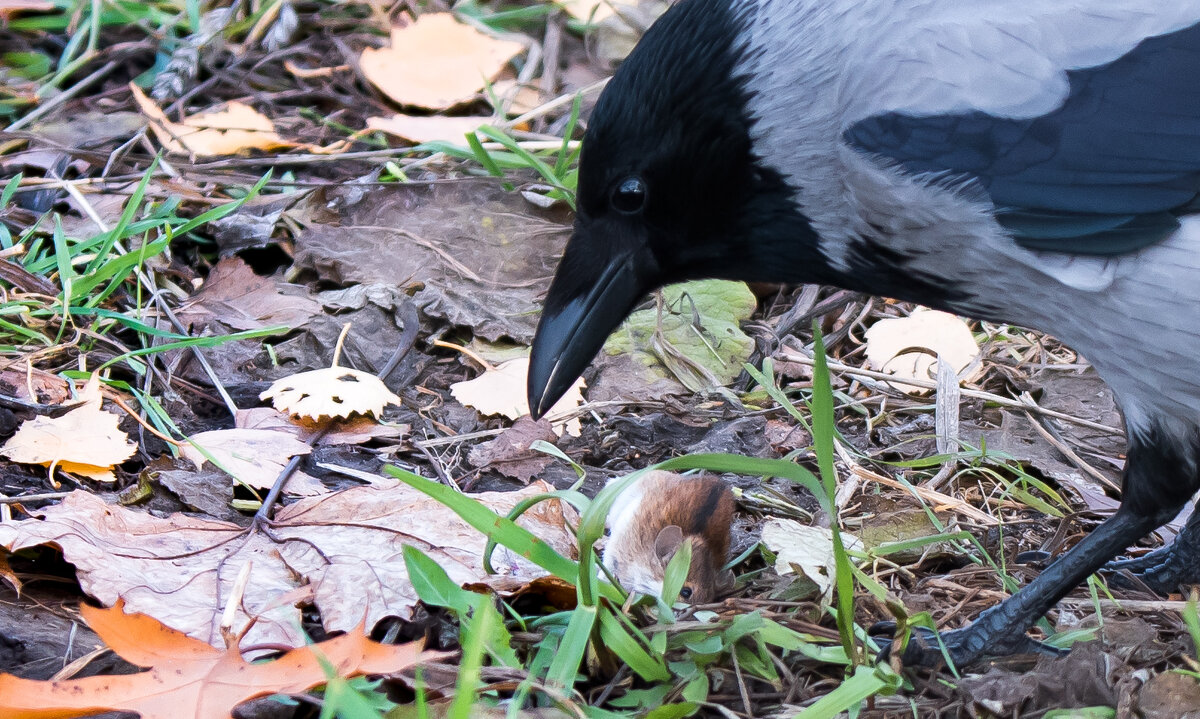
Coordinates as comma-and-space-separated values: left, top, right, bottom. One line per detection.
0, 481, 576, 652
1, 2, 1196, 717
0, 600, 436, 719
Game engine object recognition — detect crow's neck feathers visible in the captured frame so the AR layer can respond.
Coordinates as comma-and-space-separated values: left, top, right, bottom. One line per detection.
591, 0, 1200, 439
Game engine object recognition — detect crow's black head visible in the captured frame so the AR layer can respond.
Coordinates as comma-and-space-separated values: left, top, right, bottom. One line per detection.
527, 0, 820, 417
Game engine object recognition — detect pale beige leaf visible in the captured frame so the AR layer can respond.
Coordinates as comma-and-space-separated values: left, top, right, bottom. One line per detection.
359, 15, 525, 109
490, 79, 541, 115
761, 518, 863, 603
131, 84, 292, 157
260, 367, 402, 421
0, 0, 54, 18
367, 115, 488, 144
0, 377, 135, 481
0, 483, 576, 652
864, 308, 981, 394
181, 428, 324, 494
559, 0, 618, 22
450, 357, 584, 436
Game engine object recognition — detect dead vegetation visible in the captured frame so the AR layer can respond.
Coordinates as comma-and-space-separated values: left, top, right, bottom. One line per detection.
0, 1, 1198, 717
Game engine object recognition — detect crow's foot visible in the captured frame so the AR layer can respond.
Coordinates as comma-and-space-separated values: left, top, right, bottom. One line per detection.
869, 621, 1066, 669
1104, 542, 1200, 594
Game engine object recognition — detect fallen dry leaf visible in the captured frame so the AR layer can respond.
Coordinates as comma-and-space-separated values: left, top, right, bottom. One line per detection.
260, 367, 402, 421
0, 375, 136, 482
0, 365, 70, 405
451, 357, 584, 436
180, 428, 325, 495
0, 482, 576, 651
490, 79, 542, 115
360, 14, 525, 109
0, 600, 433, 719
0, 0, 54, 18
467, 416, 558, 483
292, 180, 570, 344
236, 406, 407, 446
131, 85, 293, 157
176, 257, 322, 333
559, 0, 620, 22
367, 114, 488, 144
760, 518, 862, 603
864, 308, 980, 394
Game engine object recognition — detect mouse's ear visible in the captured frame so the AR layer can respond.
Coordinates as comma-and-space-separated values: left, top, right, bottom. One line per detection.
654, 525, 685, 563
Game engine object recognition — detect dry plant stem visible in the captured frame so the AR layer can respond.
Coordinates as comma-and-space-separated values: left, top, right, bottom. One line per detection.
432, 339, 493, 371
846, 462, 998, 525
6, 61, 118, 131
1018, 390, 1121, 491
499, 77, 610, 130
0, 491, 70, 504
330, 322, 353, 366
110, 395, 184, 448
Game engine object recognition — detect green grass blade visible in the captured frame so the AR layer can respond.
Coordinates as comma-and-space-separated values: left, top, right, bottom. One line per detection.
385, 466, 580, 582
545, 602, 596, 689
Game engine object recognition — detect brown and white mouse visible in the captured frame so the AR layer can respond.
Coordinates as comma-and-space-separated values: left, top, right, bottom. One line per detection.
602, 471, 735, 604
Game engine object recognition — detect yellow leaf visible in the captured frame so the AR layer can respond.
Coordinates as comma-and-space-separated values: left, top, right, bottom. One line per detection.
359, 14, 525, 109
0, 600, 435, 719
0, 375, 135, 482
260, 367, 402, 421
130, 85, 292, 157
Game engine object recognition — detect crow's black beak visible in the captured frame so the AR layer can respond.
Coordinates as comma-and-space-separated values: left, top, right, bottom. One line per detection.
528, 238, 657, 418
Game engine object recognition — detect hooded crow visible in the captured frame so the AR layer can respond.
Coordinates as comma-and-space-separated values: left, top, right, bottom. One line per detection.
526, 0, 1200, 666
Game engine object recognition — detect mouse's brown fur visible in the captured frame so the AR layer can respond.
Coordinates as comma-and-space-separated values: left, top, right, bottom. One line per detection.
603, 472, 735, 603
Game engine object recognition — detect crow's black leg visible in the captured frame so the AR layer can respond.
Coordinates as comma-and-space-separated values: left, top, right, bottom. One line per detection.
1105, 504, 1200, 593
875, 424, 1200, 668
875, 505, 1171, 667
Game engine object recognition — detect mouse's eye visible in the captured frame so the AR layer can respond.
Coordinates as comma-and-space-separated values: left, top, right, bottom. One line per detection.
679, 586, 693, 601
611, 177, 647, 214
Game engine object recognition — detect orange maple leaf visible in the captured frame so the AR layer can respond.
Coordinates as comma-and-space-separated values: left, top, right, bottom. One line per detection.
0, 600, 435, 719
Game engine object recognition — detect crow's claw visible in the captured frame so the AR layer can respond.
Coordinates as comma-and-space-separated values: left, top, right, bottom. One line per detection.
1104, 544, 1200, 594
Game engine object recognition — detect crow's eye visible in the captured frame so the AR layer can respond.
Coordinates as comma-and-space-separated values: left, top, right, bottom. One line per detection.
611, 177, 647, 214
679, 586, 693, 600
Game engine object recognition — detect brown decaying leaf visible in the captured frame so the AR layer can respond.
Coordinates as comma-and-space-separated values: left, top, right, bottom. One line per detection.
180, 428, 325, 495
260, 367, 403, 421
291, 180, 570, 344
0, 482, 576, 652
0, 375, 136, 482
176, 257, 322, 333
0, 553, 20, 594
0, 600, 434, 719
130, 84, 293, 157
0, 366, 70, 405
467, 416, 557, 483
359, 14, 525, 109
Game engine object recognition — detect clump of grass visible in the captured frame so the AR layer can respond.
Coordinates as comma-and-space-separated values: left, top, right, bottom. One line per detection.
384, 328, 904, 717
